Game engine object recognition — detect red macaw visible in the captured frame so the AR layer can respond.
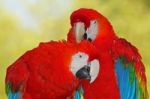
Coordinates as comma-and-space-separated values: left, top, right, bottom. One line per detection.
67, 8, 148, 99
5, 41, 100, 99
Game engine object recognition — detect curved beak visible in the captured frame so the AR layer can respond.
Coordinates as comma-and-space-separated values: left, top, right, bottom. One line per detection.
75, 59, 100, 83
73, 22, 85, 43
76, 65, 91, 81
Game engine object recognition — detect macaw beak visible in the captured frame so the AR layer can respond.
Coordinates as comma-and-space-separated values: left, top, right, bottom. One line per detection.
73, 22, 85, 43
75, 59, 100, 83
76, 65, 91, 81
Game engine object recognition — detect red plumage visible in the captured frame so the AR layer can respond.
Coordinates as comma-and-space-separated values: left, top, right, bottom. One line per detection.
68, 8, 148, 98
6, 41, 99, 99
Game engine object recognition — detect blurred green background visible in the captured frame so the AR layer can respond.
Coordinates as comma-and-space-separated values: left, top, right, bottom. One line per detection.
0, 0, 149, 98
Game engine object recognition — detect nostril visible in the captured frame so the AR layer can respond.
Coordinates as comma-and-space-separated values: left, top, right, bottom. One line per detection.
83, 33, 87, 39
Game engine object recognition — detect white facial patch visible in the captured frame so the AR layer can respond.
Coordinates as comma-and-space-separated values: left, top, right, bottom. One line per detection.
86, 20, 98, 41
70, 52, 89, 75
70, 52, 100, 83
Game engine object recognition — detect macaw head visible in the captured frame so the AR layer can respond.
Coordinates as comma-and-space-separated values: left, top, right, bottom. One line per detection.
67, 8, 116, 44
61, 41, 100, 84
50, 41, 100, 98
69, 41, 100, 83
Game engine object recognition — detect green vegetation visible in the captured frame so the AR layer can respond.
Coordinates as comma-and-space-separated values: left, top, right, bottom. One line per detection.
0, 0, 149, 98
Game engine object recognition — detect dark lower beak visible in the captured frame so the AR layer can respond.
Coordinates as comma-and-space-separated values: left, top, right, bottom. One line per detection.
76, 66, 91, 81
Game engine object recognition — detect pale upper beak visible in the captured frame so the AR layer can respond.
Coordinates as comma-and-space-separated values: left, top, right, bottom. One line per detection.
73, 22, 85, 43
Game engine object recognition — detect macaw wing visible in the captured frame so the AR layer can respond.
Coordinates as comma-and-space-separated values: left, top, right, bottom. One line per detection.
115, 57, 138, 99
6, 51, 30, 99
6, 82, 20, 99
74, 86, 84, 99
112, 38, 148, 99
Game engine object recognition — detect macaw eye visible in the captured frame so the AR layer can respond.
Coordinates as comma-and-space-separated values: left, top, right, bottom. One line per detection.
74, 20, 98, 43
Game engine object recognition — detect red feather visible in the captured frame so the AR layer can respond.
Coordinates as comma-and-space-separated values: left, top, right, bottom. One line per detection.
6, 41, 98, 99
68, 8, 148, 98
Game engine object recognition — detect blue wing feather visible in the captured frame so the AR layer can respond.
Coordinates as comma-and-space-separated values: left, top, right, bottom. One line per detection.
74, 91, 81, 99
8, 91, 20, 99
115, 58, 137, 99
74, 86, 84, 99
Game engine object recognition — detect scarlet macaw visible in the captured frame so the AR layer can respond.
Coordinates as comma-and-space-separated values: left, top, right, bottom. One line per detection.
6, 41, 100, 99
67, 8, 148, 99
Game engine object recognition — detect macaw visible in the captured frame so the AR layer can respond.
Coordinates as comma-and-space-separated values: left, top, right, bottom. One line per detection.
67, 8, 148, 99
5, 41, 100, 99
